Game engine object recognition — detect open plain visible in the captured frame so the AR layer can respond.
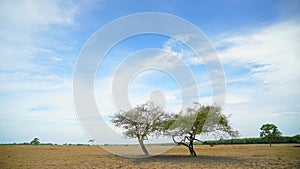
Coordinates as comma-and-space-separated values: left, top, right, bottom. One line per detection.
0, 144, 299, 168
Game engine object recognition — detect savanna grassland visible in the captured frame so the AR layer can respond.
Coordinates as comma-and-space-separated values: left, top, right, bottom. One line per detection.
0, 144, 299, 168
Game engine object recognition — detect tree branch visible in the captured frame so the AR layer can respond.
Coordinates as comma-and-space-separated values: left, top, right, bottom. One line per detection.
172, 135, 189, 147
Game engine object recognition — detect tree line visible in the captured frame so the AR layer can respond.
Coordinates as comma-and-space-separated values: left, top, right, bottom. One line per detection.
2, 135, 298, 146
202, 135, 300, 146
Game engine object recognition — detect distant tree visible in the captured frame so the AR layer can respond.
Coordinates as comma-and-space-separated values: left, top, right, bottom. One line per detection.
260, 123, 282, 147
111, 102, 169, 156
293, 134, 300, 143
88, 139, 95, 145
30, 138, 40, 145
166, 103, 239, 156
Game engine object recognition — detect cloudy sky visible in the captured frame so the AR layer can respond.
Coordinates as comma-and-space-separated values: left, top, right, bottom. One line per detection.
0, 0, 299, 144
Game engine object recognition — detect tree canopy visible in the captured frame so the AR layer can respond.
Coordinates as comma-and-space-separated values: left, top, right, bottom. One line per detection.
30, 138, 40, 145
111, 101, 169, 156
166, 103, 239, 156
260, 123, 282, 147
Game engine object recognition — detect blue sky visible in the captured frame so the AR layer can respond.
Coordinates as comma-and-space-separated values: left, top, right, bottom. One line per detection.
0, 0, 299, 144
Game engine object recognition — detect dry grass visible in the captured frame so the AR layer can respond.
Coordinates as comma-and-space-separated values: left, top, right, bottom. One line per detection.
0, 144, 299, 168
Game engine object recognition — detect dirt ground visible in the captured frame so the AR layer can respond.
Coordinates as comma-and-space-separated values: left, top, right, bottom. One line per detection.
0, 144, 299, 168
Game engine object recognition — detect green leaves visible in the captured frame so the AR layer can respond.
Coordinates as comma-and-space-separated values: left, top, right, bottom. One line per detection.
260, 123, 282, 140
30, 138, 40, 145
111, 101, 168, 139
168, 104, 238, 137
260, 123, 282, 147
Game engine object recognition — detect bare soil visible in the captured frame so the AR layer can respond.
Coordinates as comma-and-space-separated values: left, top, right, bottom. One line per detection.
0, 144, 299, 168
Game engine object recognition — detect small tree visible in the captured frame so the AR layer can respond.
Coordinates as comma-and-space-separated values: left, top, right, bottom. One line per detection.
166, 103, 238, 156
30, 138, 40, 145
260, 123, 281, 147
111, 102, 169, 156
88, 139, 95, 145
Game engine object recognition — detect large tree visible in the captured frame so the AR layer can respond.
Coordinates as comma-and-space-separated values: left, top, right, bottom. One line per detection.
111, 102, 168, 156
166, 103, 239, 156
260, 123, 281, 147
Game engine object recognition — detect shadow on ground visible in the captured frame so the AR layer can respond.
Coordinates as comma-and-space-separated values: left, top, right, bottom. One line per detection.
131, 155, 244, 164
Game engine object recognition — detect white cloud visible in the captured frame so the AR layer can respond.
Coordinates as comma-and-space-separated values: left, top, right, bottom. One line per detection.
219, 20, 300, 96
53, 57, 63, 62
0, 0, 78, 71
0, 0, 77, 27
0, 1, 85, 143
271, 111, 300, 117
0, 76, 89, 143
225, 94, 251, 104
219, 21, 300, 73
215, 20, 300, 136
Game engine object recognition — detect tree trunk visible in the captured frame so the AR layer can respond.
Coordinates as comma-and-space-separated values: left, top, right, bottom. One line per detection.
138, 138, 149, 156
269, 141, 272, 147
172, 135, 197, 157
188, 146, 197, 156
189, 139, 197, 156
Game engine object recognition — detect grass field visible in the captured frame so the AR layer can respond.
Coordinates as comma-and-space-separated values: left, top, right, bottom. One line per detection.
0, 144, 299, 168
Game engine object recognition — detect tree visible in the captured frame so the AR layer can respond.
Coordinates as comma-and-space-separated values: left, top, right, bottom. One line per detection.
111, 102, 169, 156
166, 103, 239, 156
30, 138, 40, 145
88, 139, 95, 145
260, 123, 281, 147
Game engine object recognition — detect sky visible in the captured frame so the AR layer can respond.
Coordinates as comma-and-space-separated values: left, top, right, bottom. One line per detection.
0, 0, 300, 144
